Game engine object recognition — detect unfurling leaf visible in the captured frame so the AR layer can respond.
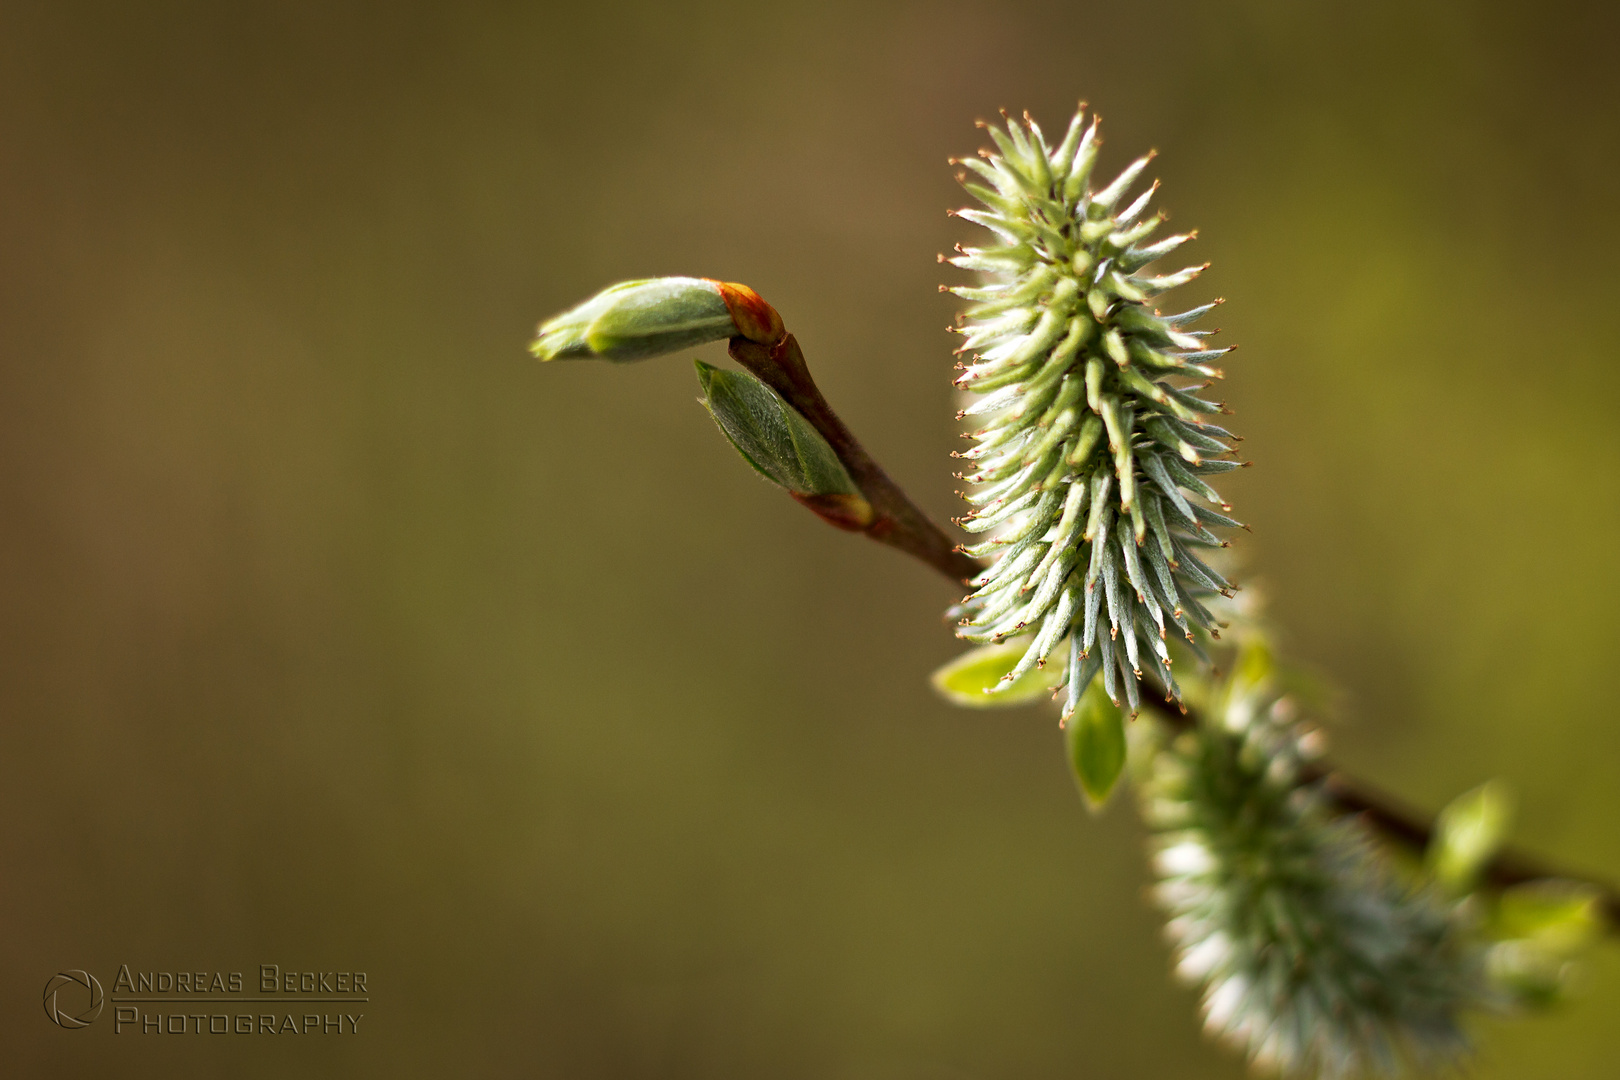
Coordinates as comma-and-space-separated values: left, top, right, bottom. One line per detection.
532, 277, 740, 362
931, 639, 1065, 707
1428, 780, 1512, 893
694, 362, 867, 511
1067, 676, 1126, 807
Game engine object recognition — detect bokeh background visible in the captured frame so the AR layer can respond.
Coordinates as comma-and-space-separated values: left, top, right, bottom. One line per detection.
2, 1, 1616, 1076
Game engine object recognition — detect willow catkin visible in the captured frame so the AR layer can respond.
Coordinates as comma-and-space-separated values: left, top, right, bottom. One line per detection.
946, 108, 1243, 716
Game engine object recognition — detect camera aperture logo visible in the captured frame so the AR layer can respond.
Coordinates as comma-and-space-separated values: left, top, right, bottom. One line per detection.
43, 971, 103, 1028
43, 965, 368, 1036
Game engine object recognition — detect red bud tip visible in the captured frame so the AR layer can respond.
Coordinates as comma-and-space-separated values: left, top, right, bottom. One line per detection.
710, 281, 785, 347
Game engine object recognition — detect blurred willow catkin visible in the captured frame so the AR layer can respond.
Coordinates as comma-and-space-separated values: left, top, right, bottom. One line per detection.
945, 108, 1244, 717
1140, 657, 1486, 1079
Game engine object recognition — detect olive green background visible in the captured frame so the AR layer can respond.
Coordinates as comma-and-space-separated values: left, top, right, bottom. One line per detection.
2, 1, 1616, 1076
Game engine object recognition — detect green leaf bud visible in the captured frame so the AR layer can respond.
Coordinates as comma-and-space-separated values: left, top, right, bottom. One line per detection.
532, 277, 756, 363
1066, 675, 1127, 807
930, 639, 1066, 708
695, 361, 869, 529
1428, 780, 1513, 894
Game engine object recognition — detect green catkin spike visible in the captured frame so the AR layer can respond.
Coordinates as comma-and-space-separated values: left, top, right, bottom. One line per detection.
1140, 489, 1177, 563
1050, 110, 1086, 183
1038, 451, 1071, 491
1098, 613, 1118, 703
1192, 504, 1244, 531
1174, 544, 1232, 593
1117, 525, 1150, 601
1101, 544, 1123, 641
1188, 458, 1244, 475
1067, 414, 1104, 466
957, 488, 1038, 533
1142, 553, 1190, 639
1138, 451, 1199, 526
1160, 382, 1222, 416
1028, 482, 1090, 582
1062, 122, 1101, 203
1162, 454, 1224, 506
1098, 394, 1125, 452
1064, 633, 1085, 714
1084, 355, 1106, 412
1033, 373, 1087, 432
1115, 636, 1139, 713
1141, 537, 1182, 611
948, 106, 1243, 712
1114, 402, 1136, 508
1129, 494, 1147, 544
1120, 598, 1142, 677
1035, 578, 1082, 665
1084, 470, 1113, 541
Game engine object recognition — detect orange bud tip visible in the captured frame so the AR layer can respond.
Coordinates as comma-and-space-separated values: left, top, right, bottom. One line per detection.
712, 281, 785, 346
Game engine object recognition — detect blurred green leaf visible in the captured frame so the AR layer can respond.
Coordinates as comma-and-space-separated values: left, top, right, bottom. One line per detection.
931, 639, 1064, 708
695, 361, 861, 499
1493, 880, 1604, 955
1427, 780, 1512, 892
1067, 676, 1127, 808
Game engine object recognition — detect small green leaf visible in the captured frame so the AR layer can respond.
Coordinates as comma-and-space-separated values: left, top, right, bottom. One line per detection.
1427, 780, 1512, 892
931, 639, 1064, 708
1067, 675, 1126, 807
694, 361, 859, 497
1492, 880, 1603, 956
532, 277, 738, 362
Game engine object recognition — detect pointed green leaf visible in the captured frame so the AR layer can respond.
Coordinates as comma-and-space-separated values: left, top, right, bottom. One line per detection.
1427, 780, 1512, 892
1492, 880, 1604, 956
694, 361, 859, 498
930, 639, 1064, 708
1067, 675, 1126, 807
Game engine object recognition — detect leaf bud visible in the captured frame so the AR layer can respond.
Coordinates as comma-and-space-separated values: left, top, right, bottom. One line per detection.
694, 360, 866, 507
532, 277, 741, 362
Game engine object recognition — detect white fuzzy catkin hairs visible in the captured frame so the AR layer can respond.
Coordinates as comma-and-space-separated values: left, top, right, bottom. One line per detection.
946, 107, 1243, 716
